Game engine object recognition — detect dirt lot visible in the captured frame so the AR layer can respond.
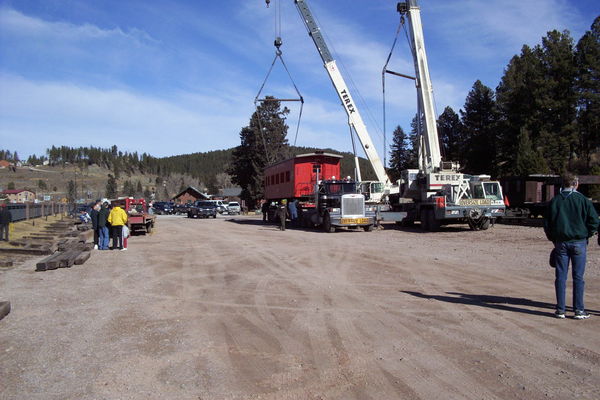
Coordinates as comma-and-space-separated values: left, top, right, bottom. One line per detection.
1, 215, 599, 400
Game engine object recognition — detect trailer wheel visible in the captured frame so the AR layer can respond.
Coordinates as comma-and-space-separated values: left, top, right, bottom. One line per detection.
323, 213, 335, 233
363, 225, 373, 232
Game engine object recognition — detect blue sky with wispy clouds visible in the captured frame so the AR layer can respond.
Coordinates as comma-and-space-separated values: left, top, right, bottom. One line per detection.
0, 0, 598, 163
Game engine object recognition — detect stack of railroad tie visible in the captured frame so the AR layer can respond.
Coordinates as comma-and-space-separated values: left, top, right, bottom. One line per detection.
34, 219, 94, 271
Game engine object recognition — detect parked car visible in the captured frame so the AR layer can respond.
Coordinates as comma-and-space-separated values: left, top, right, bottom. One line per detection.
153, 201, 174, 215
173, 203, 191, 215
211, 200, 228, 214
187, 201, 218, 219
227, 201, 241, 215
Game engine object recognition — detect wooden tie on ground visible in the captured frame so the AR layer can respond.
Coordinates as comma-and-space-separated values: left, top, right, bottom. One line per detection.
0, 301, 10, 321
0, 217, 94, 270
36, 243, 93, 271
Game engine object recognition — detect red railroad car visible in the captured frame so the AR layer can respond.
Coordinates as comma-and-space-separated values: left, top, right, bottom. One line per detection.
264, 152, 342, 201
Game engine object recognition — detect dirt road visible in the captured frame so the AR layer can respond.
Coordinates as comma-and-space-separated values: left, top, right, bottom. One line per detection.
1, 215, 599, 399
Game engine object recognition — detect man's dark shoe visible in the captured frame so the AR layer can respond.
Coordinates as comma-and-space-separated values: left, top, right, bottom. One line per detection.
554, 310, 566, 319
573, 310, 590, 320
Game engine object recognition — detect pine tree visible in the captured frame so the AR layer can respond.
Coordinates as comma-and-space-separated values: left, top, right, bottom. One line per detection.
514, 128, 549, 175
460, 80, 499, 175
229, 97, 290, 209
123, 180, 134, 197
388, 125, 412, 181
437, 106, 464, 165
136, 180, 143, 197
538, 30, 578, 173
106, 174, 117, 199
409, 115, 421, 168
575, 17, 600, 170
67, 180, 77, 203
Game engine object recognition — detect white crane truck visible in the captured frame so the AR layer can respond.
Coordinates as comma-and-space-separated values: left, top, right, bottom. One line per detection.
385, 1, 506, 230
282, 0, 505, 231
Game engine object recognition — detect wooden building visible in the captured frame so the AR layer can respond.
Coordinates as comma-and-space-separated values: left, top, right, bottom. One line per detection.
172, 186, 209, 204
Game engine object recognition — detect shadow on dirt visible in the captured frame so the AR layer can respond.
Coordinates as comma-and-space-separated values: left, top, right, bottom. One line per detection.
224, 218, 372, 234
379, 223, 475, 234
401, 291, 599, 318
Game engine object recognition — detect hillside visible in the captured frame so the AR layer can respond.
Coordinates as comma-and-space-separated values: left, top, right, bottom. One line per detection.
0, 146, 378, 202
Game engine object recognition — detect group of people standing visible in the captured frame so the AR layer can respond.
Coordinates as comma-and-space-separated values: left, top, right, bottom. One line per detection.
89, 201, 129, 251
261, 199, 299, 231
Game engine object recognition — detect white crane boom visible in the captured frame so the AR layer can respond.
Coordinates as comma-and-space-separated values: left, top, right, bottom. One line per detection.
293, 0, 390, 186
399, 0, 443, 172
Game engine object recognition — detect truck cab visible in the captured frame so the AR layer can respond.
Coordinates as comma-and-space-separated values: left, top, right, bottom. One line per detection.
310, 179, 376, 232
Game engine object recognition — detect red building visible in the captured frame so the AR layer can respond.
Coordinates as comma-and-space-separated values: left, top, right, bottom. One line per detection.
264, 152, 342, 200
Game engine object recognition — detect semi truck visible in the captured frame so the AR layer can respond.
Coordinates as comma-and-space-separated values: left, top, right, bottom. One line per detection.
264, 152, 376, 232
110, 197, 156, 235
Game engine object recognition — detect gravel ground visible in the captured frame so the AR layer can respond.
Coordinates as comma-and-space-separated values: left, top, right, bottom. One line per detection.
1, 214, 599, 400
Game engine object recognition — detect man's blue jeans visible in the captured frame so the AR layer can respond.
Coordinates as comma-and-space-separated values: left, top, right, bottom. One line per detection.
554, 240, 587, 312
99, 227, 110, 250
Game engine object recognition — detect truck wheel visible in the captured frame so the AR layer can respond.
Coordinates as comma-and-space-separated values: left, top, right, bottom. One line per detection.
419, 210, 429, 231
427, 209, 441, 232
146, 223, 153, 234
398, 218, 414, 227
187, 212, 192, 218
213, 214, 217, 219
323, 214, 335, 233
479, 218, 491, 230
363, 225, 373, 232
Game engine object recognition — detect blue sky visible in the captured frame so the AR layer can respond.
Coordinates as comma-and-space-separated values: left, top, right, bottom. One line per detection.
1, 0, 598, 164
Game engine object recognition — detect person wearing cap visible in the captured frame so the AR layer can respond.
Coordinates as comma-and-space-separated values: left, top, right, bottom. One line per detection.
276, 199, 289, 231
0, 203, 12, 241
98, 202, 110, 250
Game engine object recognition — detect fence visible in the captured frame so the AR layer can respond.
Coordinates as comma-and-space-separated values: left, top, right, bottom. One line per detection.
6, 203, 69, 223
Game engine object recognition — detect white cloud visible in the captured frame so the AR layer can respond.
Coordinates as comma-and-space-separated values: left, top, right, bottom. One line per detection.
0, 7, 156, 44
0, 74, 253, 157
426, 0, 588, 59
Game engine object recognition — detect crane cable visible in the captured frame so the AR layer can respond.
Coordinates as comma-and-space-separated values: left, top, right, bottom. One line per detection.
255, 0, 305, 164
383, 12, 445, 164
382, 16, 404, 170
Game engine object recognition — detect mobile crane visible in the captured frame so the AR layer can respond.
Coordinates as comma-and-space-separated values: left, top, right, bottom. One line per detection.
386, 1, 505, 230
270, 0, 505, 230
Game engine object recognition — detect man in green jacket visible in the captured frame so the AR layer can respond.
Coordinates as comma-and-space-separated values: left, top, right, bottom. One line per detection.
544, 173, 598, 319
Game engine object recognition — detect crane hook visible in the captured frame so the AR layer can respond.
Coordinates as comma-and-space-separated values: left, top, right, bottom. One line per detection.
265, 0, 270, 8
